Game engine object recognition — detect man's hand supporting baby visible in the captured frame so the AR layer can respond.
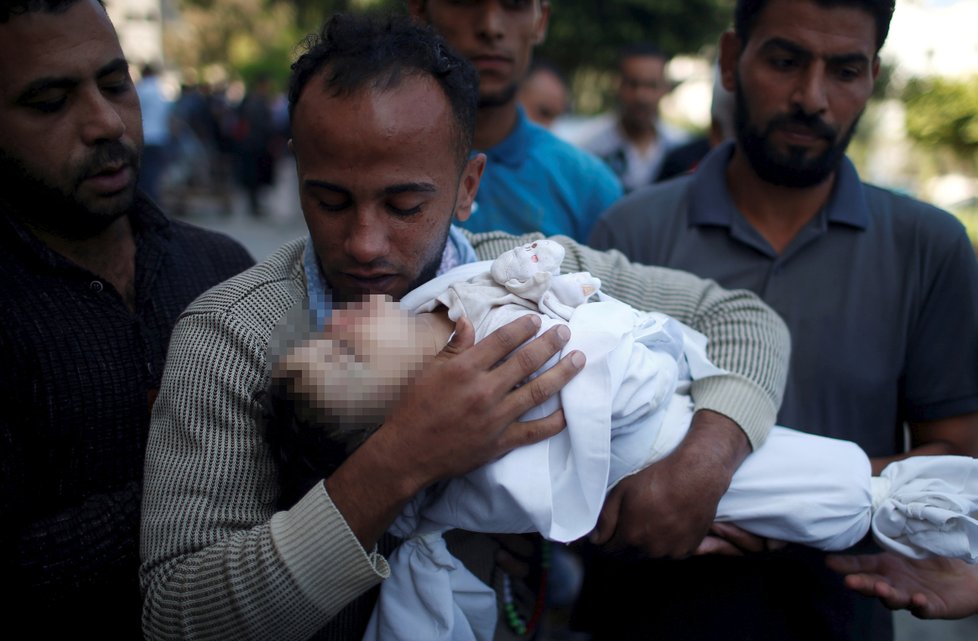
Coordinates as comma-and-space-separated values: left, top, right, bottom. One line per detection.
325, 314, 586, 549
591, 409, 752, 558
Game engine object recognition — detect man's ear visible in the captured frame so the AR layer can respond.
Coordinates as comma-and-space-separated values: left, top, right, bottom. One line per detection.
718, 30, 741, 93
453, 153, 486, 223
406, 0, 426, 20
871, 56, 881, 82
533, 1, 551, 45
287, 138, 294, 154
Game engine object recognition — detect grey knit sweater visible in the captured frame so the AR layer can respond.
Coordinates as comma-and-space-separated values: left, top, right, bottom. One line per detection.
140, 232, 790, 640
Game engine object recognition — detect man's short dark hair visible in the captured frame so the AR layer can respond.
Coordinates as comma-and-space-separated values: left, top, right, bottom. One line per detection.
617, 42, 671, 67
734, 0, 895, 53
288, 13, 479, 167
0, 0, 102, 23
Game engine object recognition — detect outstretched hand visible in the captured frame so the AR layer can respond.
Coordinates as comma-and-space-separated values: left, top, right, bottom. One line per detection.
827, 553, 978, 620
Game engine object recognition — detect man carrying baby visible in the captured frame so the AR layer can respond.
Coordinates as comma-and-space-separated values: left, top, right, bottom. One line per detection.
139, 13, 790, 641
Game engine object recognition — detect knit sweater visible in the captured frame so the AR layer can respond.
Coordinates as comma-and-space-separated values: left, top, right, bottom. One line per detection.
140, 232, 789, 640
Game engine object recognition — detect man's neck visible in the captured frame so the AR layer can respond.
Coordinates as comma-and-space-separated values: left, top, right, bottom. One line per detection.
473, 99, 520, 150
725, 147, 836, 255
28, 215, 138, 310
620, 117, 658, 153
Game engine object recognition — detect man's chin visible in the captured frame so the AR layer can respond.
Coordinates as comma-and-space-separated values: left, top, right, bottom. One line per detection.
477, 83, 518, 109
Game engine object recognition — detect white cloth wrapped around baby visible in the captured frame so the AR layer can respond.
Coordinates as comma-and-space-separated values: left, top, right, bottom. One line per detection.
360, 240, 978, 641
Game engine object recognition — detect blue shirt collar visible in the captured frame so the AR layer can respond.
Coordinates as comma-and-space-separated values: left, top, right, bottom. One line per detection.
302, 224, 478, 330
480, 106, 531, 168
688, 140, 869, 230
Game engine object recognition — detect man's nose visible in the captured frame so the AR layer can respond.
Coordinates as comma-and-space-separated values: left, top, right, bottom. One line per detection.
344, 210, 390, 265
475, 1, 505, 41
792, 65, 829, 115
80, 89, 127, 146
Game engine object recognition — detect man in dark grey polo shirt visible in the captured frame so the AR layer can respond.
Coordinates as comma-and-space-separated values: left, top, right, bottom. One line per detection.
580, 1, 978, 641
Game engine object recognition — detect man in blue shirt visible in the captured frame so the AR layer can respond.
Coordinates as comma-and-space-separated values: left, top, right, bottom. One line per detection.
584, 1, 978, 640
407, 0, 621, 242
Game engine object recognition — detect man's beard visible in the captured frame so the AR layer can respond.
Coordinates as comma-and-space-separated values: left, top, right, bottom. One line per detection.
0, 140, 139, 239
478, 81, 519, 109
734, 78, 860, 189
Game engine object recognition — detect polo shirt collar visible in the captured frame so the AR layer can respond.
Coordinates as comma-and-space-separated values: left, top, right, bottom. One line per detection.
481, 106, 531, 168
688, 140, 870, 230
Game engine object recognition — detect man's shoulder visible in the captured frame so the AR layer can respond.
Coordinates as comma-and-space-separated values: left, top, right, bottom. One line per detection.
602, 175, 694, 228
161, 218, 256, 282
167, 218, 252, 257
587, 176, 695, 258
179, 237, 306, 328
569, 113, 619, 156
526, 124, 614, 177
861, 182, 971, 243
517, 125, 622, 214
466, 230, 547, 261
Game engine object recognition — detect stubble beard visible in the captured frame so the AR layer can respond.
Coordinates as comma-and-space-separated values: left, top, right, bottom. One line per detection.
0, 139, 139, 239
734, 75, 861, 189
478, 81, 519, 110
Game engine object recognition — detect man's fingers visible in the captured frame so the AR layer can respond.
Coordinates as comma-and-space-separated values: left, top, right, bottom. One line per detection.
591, 484, 622, 546
910, 594, 936, 619
826, 553, 872, 575
490, 321, 570, 383
497, 409, 566, 452
493, 533, 537, 579
439, 315, 475, 357
694, 535, 745, 557
502, 348, 585, 417
841, 572, 914, 612
465, 315, 542, 368
707, 522, 768, 554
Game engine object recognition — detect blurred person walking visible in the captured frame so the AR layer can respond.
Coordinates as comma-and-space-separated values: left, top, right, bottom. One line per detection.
576, 43, 688, 192
136, 63, 171, 203
233, 74, 279, 217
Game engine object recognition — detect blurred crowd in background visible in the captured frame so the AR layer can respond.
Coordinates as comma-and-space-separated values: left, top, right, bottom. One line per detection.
106, 0, 978, 250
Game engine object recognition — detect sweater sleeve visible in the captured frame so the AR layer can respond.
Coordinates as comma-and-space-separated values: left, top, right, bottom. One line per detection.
467, 231, 790, 449
139, 307, 389, 641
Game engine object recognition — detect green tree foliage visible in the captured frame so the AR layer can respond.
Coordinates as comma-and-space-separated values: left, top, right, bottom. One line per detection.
903, 76, 978, 173
539, 0, 734, 72
168, 0, 302, 87
171, 0, 735, 96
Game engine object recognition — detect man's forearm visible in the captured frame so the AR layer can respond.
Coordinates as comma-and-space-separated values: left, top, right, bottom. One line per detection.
871, 411, 978, 475
675, 409, 752, 492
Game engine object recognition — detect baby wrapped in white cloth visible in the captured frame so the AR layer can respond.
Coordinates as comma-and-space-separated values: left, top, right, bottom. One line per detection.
276, 240, 978, 641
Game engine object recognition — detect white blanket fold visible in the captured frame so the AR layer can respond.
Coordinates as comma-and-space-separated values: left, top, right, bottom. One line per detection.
361, 250, 978, 641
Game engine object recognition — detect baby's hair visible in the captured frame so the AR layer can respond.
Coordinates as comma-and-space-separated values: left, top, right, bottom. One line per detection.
259, 381, 356, 509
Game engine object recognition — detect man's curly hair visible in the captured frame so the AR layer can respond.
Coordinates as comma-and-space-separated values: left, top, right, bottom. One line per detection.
288, 12, 479, 168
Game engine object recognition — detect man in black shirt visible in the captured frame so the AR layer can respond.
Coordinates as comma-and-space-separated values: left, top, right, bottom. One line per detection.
0, 0, 253, 636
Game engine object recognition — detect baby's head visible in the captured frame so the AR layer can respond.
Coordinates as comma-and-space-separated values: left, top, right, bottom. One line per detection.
490, 239, 565, 285
267, 296, 453, 507
275, 295, 446, 436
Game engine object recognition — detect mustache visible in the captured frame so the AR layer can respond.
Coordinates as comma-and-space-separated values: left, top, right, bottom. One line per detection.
767, 109, 838, 140
78, 140, 139, 180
